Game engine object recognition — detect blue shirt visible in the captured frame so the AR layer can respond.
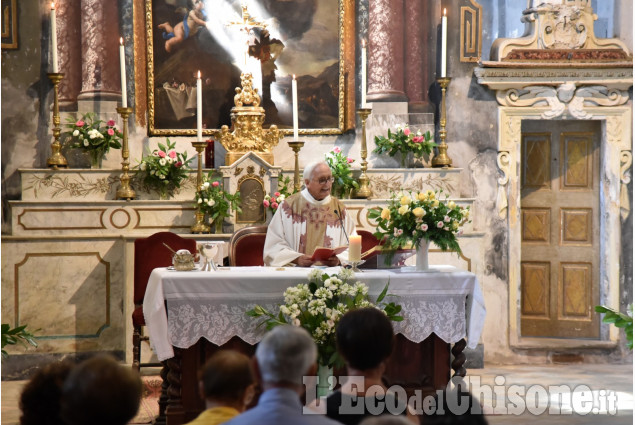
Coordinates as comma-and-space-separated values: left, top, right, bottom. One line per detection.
226, 388, 340, 425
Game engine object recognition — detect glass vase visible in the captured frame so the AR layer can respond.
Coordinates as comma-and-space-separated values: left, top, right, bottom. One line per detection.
90, 151, 103, 169
415, 239, 430, 271
214, 219, 223, 234
317, 364, 333, 398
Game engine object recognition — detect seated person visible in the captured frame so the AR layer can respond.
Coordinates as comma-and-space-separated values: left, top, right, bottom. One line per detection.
185, 350, 255, 425
60, 355, 142, 425
325, 308, 417, 425
19, 360, 74, 425
226, 325, 340, 425
263, 161, 356, 267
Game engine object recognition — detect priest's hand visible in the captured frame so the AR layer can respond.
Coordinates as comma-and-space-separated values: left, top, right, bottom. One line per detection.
294, 255, 314, 267
322, 256, 340, 267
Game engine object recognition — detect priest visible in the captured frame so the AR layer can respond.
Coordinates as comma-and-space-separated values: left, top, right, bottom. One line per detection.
263, 161, 356, 267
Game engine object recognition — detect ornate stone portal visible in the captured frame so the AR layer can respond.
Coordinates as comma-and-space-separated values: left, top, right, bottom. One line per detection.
218, 73, 282, 166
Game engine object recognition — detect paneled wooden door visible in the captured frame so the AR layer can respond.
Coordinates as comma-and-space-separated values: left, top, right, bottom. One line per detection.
520, 120, 600, 338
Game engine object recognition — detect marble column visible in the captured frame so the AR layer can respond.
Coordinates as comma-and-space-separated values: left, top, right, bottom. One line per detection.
78, 0, 121, 101
56, 0, 82, 107
367, 0, 407, 102
404, 0, 429, 106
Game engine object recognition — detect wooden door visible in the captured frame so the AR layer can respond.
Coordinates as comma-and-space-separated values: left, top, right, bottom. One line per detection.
520, 120, 600, 338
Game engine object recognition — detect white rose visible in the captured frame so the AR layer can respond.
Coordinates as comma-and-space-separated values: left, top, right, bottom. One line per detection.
203, 182, 210, 188
83, 140, 89, 146
73, 130, 79, 137
197, 198, 202, 204
278, 194, 285, 201
159, 158, 166, 166
159, 174, 166, 180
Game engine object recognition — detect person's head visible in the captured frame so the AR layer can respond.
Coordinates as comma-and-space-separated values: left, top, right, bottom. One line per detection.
199, 350, 255, 410
255, 325, 317, 388
19, 360, 74, 425
303, 161, 333, 201
61, 355, 142, 425
424, 388, 489, 425
336, 307, 394, 371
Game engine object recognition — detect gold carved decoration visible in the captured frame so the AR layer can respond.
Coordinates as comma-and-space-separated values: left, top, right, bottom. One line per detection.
1, 0, 18, 49
246, 165, 255, 175
460, 0, 482, 63
219, 73, 282, 166
234, 167, 243, 176
259, 167, 266, 177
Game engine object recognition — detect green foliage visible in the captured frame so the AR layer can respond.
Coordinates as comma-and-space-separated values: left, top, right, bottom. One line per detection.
136, 139, 192, 198
63, 113, 122, 162
246, 269, 403, 368
1, 324, 38, 359
595, 304, 633, 350
195, 171, 241, 225
264, 175, 299, 214
368, 189, 470, 255
325, 147, 359, 197
373, 124, 435, 167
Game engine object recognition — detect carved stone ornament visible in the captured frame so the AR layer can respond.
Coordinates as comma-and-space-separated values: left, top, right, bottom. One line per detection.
218, 72, 282, 166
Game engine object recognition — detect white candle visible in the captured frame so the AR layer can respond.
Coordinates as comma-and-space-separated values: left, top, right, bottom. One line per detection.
197, 71, 203, 140
349, 235, 362, 262
119, 38, 127, 108
441, 9, 447, 78
361, 39, 367, 108
292, 75, 298, 141
50, 3, 58, 73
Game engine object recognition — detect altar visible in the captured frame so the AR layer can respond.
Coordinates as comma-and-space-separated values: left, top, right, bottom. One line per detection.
143, 265, 485, 425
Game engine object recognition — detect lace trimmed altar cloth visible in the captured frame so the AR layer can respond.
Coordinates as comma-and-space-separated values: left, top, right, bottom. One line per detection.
143, 266, 486, 361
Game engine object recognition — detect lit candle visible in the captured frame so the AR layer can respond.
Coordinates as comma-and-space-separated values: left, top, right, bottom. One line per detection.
349, 235, 362, 262
441, 8, 447, 78
119, 38, 127, 108
361, 39, 367, 108
197, 71, 202, 140
50, 3, 58, 73
292, 74, 298, 141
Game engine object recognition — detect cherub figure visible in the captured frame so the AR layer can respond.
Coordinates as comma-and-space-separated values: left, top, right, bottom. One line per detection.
157, 0, 207, 53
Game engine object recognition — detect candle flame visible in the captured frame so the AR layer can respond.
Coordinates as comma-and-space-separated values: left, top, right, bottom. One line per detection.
198, 70, 201, 79
443, 8, 447, 16
51, 2, 55, 10
361, 39, 366, 48
293, 74, 296, 80
120, 37, 124, 45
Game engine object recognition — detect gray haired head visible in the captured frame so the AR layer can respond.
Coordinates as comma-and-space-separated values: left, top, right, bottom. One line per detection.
255, 325, 317, 386
303, 161, 329, 183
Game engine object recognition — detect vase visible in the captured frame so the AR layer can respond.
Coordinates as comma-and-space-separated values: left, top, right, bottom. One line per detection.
415, 239, 430, 271
214, 219, 223, 234
317, 364, 333, 398
90, 151, 103, 169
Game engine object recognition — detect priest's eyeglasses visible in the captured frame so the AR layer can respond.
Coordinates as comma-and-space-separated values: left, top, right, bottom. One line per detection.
314, 176, 335, 185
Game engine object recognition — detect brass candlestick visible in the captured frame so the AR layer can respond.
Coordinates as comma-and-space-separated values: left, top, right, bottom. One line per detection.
46, 73, 68, 169
432, 77, 453, 168
191, 140, 210, 234
354, 108, 372, 199
115, 107, 136, 200
287, 140, 305, 192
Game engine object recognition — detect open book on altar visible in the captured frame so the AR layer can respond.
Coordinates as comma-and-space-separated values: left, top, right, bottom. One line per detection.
310, 245, 348, 262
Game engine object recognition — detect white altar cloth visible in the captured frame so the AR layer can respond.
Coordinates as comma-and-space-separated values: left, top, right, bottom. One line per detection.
143, 266, 486, 361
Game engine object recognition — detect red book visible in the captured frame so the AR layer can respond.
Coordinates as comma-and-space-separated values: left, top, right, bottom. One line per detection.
310, 245, 348, 262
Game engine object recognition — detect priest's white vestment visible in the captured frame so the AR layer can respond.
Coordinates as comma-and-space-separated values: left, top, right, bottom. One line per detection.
263, 189, 356, 266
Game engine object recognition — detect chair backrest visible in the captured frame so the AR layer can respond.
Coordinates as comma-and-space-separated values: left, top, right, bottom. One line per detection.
357, 229, 381, 255
229, 226, 268, 266
133, 232, 196, 305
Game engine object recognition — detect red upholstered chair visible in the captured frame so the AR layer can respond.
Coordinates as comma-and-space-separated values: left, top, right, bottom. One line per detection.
229, 226, 268, 266
133, 232, 196, 371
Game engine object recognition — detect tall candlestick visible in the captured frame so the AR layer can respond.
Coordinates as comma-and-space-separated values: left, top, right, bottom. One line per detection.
197, 71, 202, 140
50, 3, 59, 73
292, 74, 298, 141
441, 8, 447, 78
361, 39, 367, 108
119, 38, 127, 108
349, 235, 362, 262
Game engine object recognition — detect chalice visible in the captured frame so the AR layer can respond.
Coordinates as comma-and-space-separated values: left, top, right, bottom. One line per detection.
198, 242, 220, 271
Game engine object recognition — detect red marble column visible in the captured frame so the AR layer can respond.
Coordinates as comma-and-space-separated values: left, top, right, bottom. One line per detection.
78, 0, 121, 100
367, 0, 407, 102
56, 0, 82, 106
404, 0, 429, 106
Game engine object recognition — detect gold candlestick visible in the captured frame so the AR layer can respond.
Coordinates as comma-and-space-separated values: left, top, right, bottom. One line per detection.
432, 77, 453, 168
115, 107, 136, 200
46, 73, 68, 169
191, 140, 210, 234
354, 108, 372, 199
287, 140, 305, 192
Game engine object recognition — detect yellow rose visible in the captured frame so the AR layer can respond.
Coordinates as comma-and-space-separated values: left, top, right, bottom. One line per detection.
400, 196, 411, 205
412, 207, 425, 218
398, 205, 409, 215
432, 200, 439, 208
452, 221, 459, 230
426, 190, 435, 199
417, 192, 427, 201
380, 208, 391, 220
448, 201, 456, 209
462, 208, 470, 217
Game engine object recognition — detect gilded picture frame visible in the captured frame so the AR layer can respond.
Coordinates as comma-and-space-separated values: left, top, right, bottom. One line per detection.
1, 0, 18, 50
145, 0, 351, 137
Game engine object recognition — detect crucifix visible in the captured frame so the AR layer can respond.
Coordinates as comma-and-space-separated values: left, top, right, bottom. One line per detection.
226, 4, 268, 72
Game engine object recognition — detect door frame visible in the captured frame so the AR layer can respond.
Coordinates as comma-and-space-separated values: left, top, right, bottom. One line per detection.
497, 106, 632, 348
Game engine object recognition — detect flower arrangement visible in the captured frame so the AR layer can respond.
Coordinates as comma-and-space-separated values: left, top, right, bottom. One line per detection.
64, 113, 122, 166
263, 175, 297, 215
368, 189, 470, 254
373, 124, 435, 167
136, 139, 191, 198
195, 171, 241, 232
325, 147, 359, 197
247, 268, 403, 368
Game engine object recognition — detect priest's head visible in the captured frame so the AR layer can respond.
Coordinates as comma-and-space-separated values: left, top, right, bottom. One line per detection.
303, 161, 334, 201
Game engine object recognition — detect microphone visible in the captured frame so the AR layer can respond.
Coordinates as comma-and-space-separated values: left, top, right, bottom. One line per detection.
334, 208, 349, 244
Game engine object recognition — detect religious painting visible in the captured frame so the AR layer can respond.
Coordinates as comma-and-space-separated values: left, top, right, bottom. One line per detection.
1, 0, 18, 50
145, 0, 347, 136
236, 176, 265, 223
